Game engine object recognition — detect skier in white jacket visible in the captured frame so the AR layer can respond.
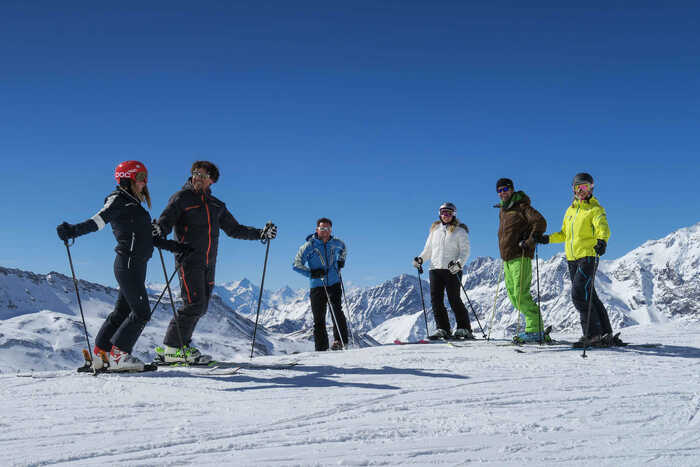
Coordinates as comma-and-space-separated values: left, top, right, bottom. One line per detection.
413, 202, 473, 340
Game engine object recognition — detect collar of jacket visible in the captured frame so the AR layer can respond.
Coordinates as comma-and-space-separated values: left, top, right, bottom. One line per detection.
500, 190, 525, 210
306, 232, 335, 242
571, 195, 600, 209
183, 178, 212, 196
431, 217, 467, 233
116, 185, 143, 205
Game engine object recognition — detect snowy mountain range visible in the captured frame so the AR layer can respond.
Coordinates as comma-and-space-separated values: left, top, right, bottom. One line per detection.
1, 222, 698, 372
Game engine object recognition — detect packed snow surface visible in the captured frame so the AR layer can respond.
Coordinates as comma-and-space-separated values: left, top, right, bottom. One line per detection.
3, 322, 700, 466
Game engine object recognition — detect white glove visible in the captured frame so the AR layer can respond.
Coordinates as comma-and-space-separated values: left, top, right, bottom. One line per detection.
412, 257, 423, 269
448, 260, 462, 275
151, 221, 162, 238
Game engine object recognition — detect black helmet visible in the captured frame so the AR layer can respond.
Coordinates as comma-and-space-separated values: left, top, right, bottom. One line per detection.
439, 202, 456, 214
572, 172, 594, 186
496, 178, 514, 190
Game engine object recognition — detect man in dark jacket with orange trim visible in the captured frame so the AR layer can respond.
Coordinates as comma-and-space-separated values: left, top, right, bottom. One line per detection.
154, 161, 277, 363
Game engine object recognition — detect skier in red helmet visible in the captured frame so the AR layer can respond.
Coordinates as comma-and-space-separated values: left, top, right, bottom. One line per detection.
57, 161, 188, 372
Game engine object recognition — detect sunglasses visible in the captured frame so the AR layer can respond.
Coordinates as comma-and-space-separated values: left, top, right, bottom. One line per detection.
497, 186, 511, 193
134, 172, 147, 182
439, 209, 454, 216
192, 170, 211, 179
317, 226, 331, 232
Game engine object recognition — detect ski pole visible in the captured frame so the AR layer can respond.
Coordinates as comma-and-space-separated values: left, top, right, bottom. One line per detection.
582, 254, 600, 359
158, 247, 186, 355
457, 274, 486, 339
250, 224, 273, 359
336, 268, 357, 348
515, 249, 526, 337
63, 240, 93, 365
320, 276, 346, 349
535, 245, 544, 345
487, 263, 504, 340
415, 260, 430, 338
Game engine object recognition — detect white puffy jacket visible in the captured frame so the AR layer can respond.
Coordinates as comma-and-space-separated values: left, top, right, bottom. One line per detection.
418, 221, 470, 270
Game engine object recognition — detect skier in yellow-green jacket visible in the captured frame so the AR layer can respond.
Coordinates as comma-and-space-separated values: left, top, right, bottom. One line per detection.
536, 173, 623, 347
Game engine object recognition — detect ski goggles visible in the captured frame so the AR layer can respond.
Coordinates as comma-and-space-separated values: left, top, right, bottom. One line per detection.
134, 171, 147, 182
439, 209, 455, 216
574, 183, 593, 192
192, 170, 211, 179
497, 186, 511, 193
317, 226, 331, 232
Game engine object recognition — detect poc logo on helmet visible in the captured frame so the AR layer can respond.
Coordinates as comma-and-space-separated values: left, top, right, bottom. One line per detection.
115, 171, 137, 178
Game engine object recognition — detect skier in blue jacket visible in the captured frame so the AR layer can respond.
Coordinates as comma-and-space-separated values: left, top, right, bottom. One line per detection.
293, 218, 348, 351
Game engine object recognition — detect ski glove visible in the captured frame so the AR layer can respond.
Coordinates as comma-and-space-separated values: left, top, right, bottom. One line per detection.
310, 268, 325, 279
337, 259, 345, 270
56, 222, 77, 242
151, 221, 162, 238
174, 244, 196, 264
412, 257, 423, 269
261, 223, 277, 240
535, 233, 549, 244
594, 239, 607, 256
447, 260, 462, 275
518, 238, 535, 250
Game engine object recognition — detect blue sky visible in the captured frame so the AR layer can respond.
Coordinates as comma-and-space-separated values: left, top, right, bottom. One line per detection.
1, 1, 698, 291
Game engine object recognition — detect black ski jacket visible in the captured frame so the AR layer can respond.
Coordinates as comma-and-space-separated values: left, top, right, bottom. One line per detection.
156, 179, 262, 267
73, 186, 165, 262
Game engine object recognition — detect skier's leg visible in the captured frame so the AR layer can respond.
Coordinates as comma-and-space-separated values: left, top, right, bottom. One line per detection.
111, 259, 150, 354
164, 262, 206, 347
569, 259, 602, 337
445, 273, 471, 331
429, 269, 451, 332
328, 283, 347, 343
94, 256, 138, 351
310, 286, 329, 351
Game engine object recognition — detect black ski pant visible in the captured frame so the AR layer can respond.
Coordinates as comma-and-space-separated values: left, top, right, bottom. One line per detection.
95, 255, 151, 354
309, 282, 348, 351
163, 261, 215, 347
429, 269, 471, 332
567, 257, 613, 338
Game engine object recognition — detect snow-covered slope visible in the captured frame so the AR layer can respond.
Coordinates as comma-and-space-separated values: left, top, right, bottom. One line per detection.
3, 322, 700, 466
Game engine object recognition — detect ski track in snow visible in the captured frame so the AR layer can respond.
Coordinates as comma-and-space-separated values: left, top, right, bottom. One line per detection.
2, 323, 700, 466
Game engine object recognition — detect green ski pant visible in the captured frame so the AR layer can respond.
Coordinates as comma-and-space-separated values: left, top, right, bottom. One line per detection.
504, 257, 541, 333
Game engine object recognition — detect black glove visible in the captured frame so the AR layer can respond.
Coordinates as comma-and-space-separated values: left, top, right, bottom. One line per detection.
175, 244, 196, 263
447, 260, 462, 275
310, 268, 325, 279
261, 223, 277, 240
56, 222, 77, 242
518, 238, 535, 250
535, 233, 549, 244
337, 259, 345, 270
594, 239, 607, 256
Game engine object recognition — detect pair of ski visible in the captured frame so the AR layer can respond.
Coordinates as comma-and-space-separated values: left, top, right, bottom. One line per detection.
75, 350, 242, 376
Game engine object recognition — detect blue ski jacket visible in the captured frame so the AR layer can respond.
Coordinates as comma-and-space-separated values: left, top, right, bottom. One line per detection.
293, 233, 347, 289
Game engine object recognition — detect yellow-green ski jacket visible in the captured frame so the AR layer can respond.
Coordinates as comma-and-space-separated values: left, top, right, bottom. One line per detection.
549, 196, 610, 260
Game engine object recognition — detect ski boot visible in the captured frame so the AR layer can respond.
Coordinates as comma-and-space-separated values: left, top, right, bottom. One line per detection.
453, 328, 474, 340
109, 346, 146, 372
158, 345, 212, 364
330, 341, 344, 351
428, 329, 451, 340
572, 334, 602, 348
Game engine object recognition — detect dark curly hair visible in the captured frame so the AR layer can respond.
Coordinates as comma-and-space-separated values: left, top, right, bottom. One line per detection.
191, 161, 220, 183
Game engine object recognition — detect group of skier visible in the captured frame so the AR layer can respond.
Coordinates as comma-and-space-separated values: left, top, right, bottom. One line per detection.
56, 160, 620, 372
57, 161, 277, 371
413, 172, 620, 348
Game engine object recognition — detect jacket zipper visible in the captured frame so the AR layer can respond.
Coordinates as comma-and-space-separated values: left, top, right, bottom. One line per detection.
203, 194, 212, 266
128, 232, 135, 269
569, 205, 579, 259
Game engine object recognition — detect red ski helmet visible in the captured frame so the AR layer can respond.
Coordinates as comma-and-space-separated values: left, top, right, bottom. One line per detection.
114, 160, 148, 183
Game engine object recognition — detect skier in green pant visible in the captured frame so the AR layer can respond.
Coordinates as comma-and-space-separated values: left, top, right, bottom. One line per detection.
495, 178, 549, 343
